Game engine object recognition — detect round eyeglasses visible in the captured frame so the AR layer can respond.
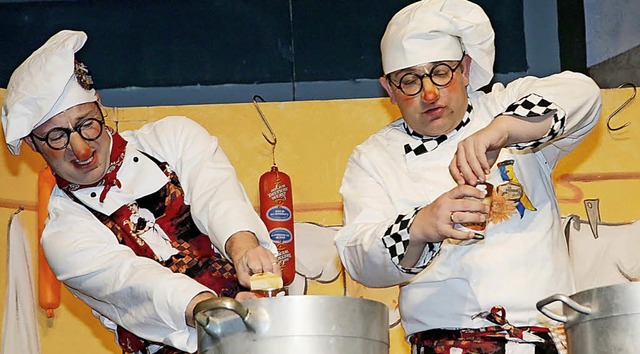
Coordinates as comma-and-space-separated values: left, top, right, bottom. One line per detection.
31, 117, 105, 150
388, 54, 465, 96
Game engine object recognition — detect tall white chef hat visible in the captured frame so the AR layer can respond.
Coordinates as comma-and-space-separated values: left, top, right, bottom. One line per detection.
381, 0, 495, 92
2, 30, 97, 155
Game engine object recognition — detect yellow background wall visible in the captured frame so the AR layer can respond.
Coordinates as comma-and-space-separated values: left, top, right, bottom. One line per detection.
0, 87, 638, 353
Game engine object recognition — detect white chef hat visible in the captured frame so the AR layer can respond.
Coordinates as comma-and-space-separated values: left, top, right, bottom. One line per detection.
2, 30, 97, 155
381, 0, 495, 92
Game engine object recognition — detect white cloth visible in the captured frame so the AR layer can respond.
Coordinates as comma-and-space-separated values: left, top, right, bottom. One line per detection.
287, 222, 343, 295
2, 30, 96, 155
2, 209, 41, 354
380, 0, 495, 91
334, 72, 602, 336
41, 116, 276, 353
565, 216, 640, 292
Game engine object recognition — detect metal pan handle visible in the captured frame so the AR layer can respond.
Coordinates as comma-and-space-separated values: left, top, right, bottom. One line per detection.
194, 297, 249, 337
536, 293, 592, 323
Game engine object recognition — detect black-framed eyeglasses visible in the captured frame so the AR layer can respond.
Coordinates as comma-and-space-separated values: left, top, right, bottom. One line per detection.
30, 117, 105, 150
387, 53, 465, 96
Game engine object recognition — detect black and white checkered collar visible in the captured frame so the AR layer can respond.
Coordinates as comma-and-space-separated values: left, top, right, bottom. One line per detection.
403, 104, 473, 157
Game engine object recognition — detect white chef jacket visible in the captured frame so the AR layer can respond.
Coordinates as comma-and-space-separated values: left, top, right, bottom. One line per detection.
41, 116, 276, 352
335, 72, 602, 336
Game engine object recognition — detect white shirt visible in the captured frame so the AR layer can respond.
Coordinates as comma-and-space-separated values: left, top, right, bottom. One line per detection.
41, 116, 276, 352
334, 72, 602, 336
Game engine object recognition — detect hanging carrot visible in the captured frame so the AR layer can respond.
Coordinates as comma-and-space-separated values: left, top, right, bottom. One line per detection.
37, 167, 60, 318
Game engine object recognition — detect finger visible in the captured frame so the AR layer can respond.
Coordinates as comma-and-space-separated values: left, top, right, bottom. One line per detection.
235, 291, 258, 301
447, 228, 475, 241
269, 260, 283, 275
466, 145, 488, 184
454, 146, 477, 185
243, 253, 264, 275
449, 156, 465, 185
236, 271, 251, 289
456, 197, 490, 213
476, 149, 492, 176
447, 184, 486, 200
452, 210, 487, 225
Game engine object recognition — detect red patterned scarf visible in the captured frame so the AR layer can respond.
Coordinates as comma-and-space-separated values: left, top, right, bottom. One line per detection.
55, 127, 127, 202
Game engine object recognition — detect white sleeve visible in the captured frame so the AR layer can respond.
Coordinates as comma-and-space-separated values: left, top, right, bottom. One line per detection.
42, 194, 206, 352
123, 116, 277, 257
488, 71, 602, 167
334, 146, 428, 288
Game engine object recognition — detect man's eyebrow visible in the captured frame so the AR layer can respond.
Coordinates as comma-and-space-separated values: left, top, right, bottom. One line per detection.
77, 109, 102, 120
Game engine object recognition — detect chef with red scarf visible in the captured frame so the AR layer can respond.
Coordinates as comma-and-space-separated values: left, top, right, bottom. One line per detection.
1, 30, 279, 354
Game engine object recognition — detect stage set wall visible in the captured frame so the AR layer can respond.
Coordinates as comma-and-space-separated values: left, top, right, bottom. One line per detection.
0, 87, 638, 353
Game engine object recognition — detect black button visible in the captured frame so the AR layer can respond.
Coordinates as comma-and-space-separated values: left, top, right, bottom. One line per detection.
90, 192, 97, 198
133, 156, 139, 162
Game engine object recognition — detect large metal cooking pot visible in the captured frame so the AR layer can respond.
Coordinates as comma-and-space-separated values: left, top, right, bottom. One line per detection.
536, 282, 640, 353
194, 295, 389, 354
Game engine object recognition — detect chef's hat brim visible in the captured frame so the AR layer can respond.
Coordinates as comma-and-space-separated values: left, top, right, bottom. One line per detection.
1, 30, 96, 155
381, 0, 495, 91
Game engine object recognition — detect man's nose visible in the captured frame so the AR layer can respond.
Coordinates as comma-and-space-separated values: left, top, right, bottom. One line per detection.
421, 78, 440, 103
68, 132, 93, 161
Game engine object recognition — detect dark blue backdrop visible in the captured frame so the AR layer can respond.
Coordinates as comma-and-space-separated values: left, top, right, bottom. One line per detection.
0, 1, 526, 91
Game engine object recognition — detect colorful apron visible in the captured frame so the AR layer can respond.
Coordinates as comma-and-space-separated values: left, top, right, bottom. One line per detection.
67, 153, 242, 354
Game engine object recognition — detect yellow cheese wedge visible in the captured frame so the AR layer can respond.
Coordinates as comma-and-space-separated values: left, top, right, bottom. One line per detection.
250, 272, 284, 290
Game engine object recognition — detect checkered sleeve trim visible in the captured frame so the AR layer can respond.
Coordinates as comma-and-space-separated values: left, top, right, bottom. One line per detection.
382, 206, 442, 274
502, 93, 567, 150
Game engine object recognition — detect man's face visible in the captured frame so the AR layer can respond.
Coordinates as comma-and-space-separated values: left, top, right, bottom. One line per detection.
27, 102, 111, 185
380, 55, 471, 136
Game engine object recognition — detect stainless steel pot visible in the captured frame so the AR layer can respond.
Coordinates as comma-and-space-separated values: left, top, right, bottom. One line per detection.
194, 295, 389, 354
537, 282, 640, 353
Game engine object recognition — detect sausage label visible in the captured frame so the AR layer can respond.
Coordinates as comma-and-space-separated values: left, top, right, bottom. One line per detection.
269, 227, 293, 243
266, 206, 292, 221
267, 182, 289, 203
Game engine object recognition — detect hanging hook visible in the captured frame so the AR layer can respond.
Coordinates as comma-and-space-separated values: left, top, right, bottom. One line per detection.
253, 95, 277, 145
607, 82, 636, 132
253, 95, 278, 166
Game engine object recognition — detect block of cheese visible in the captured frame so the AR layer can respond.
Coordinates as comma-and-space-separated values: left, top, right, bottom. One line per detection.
250, 272, 284, 290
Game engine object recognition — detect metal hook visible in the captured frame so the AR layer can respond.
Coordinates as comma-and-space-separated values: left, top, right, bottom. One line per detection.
253, 95, 278, 166
607, 82, 636, 132
253, 95, 277, 146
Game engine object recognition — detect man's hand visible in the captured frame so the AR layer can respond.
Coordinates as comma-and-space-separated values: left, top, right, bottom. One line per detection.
399, 185, 488, 267
450, 114, 553, 185
449, 119, 509, 185
225, 231, 281, 288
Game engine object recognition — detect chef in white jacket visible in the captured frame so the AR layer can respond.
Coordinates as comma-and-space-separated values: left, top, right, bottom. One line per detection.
1, 30, 279, 354
334, 1, 602, 353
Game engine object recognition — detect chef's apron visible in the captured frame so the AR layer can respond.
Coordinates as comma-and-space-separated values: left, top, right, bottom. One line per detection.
410, 306, 563, 354
66, 152, 242, 354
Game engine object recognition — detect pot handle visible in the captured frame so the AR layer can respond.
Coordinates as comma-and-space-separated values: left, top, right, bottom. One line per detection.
536, 294, 592, 323
193, 297, 249, 330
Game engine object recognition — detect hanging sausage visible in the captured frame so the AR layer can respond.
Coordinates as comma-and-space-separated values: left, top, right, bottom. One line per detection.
37, 166, 60, 318
254, 96, 296, 286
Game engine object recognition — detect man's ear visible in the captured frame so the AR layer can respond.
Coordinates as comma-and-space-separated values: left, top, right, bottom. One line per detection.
23, 135, 37, 152
460, 55, 472, 84
379, 76, 398, 105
